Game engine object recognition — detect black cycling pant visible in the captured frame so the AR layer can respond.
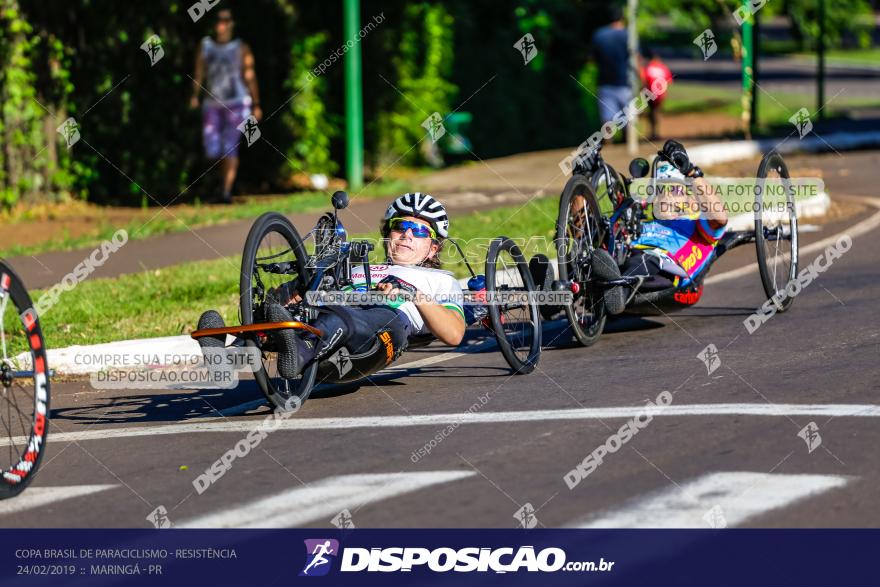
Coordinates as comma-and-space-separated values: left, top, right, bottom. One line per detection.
621, 250, 675, 292
302, 305, 412, 363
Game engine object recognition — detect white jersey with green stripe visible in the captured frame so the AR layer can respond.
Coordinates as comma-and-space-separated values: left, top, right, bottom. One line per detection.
348, 264, 465, 335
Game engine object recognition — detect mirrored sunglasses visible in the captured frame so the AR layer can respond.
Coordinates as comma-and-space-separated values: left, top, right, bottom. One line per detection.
387, 218, 436, 239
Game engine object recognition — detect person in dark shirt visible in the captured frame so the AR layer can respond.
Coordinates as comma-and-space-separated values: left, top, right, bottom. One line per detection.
591, 7, 631, 138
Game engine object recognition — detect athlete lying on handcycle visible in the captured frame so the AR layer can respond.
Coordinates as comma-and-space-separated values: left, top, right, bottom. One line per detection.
196, 193, 466, 380
590, 139, 729, 314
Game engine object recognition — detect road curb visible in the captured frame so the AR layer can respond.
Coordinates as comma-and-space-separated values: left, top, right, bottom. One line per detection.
38, 334, 202, 376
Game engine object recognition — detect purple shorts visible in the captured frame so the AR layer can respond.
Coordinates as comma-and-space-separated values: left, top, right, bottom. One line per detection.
202, 101, 250, 159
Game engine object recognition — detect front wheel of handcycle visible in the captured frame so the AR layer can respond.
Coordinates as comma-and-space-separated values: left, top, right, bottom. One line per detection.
555, 174, 608, 346
0, 261, 50, 499
240, 212, 318, 411
755, 150, 799, 312
485, 237, 542, 374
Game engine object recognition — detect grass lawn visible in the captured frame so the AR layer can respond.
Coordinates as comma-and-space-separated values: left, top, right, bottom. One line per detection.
28, 184, 814, 349
24, 255, 244, 351
25, 197, 559, 348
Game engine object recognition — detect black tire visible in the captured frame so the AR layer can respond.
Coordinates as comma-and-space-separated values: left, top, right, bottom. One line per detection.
755, 151, 799, 312
240, 213, 318, 411
485, 237, 541, 374
0, 261, 49, 499
555, 174, 608, 346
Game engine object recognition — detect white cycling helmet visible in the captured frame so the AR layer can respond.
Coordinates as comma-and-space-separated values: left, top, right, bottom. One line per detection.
383, 192, 449, 238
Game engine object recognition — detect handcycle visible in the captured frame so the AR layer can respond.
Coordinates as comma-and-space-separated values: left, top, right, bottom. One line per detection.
192, 191, 542, 411
0, 261, 50, 499
552, 143, 799, 345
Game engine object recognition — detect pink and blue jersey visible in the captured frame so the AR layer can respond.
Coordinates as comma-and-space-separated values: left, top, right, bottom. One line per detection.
633, 215, 726, 286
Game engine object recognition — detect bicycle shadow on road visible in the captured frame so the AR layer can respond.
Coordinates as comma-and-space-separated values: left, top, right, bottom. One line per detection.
49, 358, 511, 427
312, 363, 514, 399
50, 382, 278, 425
540, 317, 665, 350
48, 318, 677, 425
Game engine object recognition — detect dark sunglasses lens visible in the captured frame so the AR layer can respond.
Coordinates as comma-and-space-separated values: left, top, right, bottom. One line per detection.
391, 219, 432, 238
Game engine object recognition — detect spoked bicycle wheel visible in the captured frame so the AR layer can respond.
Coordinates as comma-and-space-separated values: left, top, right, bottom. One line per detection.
485, 237, 541, 374
555, 175, 608, 346
755, 150, 799, 312
0, 261, 49, 499
591, 167, 632, 266
590, 165, 626, 214
240, 212, 318, 411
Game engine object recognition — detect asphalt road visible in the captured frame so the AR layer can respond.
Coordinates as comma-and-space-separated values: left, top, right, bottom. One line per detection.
1, 151, 878, 530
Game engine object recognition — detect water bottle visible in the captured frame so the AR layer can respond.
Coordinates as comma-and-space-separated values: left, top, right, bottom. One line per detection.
464, 274, 488, 324
467, 274, 486, 293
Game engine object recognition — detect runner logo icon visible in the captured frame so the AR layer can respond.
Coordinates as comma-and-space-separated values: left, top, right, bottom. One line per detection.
300, 539, 339, 577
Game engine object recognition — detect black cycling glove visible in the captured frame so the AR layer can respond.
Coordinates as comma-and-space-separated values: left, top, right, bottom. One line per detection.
377, 275, 419, 301
660, 139, 703, 178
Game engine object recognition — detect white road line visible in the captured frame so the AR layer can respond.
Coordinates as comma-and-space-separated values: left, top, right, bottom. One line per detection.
572, 472, 850, 528
706, 196, 880, 285
9, 403, 880, 446
179, 471, 474, 528
0, 484, 117, 516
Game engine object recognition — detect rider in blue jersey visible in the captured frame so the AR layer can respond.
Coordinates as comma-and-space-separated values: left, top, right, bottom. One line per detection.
592, 140, 728, 313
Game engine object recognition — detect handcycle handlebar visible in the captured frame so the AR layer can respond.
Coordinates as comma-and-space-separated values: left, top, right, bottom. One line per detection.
260, 261, 297, 274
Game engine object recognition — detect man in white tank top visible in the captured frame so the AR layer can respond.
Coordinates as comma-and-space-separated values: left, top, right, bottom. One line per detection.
190, 9, 261, 203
